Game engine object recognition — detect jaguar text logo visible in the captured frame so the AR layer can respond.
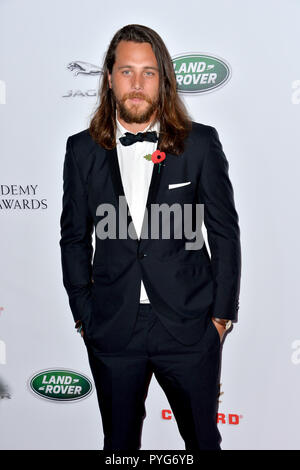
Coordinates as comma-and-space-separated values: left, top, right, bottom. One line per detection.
172, 53, 231, 94
29, 369, 93, 401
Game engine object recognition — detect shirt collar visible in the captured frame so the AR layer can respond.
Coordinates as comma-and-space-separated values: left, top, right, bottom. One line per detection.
115, 110, 160, 143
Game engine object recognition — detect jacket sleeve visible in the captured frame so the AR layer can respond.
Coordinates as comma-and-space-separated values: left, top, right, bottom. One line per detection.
199, 127, 241, 321
59, 136, 94, 324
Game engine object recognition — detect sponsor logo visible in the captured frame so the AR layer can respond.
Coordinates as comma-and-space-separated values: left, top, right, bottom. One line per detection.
0, 185, 48, 210
162, 409, 172, 420
217, 384, 243, 425
161, 409, 243, 425
67, 61, 102, 77
63, 61, 102, 98
63, 53, 231, 98
172, 53, 231, 94
217, 413, 243, 425
29, 369, 93, 401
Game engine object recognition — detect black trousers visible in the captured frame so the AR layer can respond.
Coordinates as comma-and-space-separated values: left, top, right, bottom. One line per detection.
85, 303, 222, 450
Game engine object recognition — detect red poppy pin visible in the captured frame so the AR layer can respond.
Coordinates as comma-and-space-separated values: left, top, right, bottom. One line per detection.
144, 150, 166, 173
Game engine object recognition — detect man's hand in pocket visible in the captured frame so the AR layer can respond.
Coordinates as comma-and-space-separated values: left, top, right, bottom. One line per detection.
212, 318, 226, 342
75, 320, 84, 337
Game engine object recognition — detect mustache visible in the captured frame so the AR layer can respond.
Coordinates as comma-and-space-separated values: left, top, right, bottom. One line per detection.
123, 93, 152, 103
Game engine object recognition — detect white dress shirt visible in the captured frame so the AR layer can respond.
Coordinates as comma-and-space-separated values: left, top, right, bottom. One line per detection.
115, 111, 160, 303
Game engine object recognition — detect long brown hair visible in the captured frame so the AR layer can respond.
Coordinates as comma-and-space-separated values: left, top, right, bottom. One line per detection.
89, 24, 192, 155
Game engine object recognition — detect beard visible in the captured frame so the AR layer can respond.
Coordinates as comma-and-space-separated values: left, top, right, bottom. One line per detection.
112, 88, 160, 124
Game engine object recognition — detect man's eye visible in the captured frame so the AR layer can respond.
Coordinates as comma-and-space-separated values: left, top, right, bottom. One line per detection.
122, 71, 154, 76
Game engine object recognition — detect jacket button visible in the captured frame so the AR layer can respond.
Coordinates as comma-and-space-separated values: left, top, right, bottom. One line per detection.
139, 253, 147, 259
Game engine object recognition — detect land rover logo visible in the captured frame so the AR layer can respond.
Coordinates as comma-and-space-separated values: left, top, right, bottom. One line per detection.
172, 53, 231, 94
29, 369, 93, 402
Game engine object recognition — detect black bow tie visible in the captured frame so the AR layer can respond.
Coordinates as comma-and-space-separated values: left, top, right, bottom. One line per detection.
119, 130, 158, 146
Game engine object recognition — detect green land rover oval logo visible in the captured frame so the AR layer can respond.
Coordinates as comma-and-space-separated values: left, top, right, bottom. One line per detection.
29, 369, 93, 402
172, 53, 231, 94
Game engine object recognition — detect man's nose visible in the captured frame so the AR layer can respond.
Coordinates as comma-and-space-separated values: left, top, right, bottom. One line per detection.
131, 73, 144, 89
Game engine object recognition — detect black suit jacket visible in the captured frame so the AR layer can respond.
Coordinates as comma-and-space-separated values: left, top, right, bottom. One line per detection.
59, 122, 241, 353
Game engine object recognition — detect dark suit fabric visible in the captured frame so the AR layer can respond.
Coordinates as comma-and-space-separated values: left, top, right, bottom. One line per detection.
59, 121, 241, 355
85, 303, 222, 451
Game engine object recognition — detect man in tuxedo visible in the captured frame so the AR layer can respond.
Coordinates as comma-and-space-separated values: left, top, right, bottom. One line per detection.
59, 24, 241, 451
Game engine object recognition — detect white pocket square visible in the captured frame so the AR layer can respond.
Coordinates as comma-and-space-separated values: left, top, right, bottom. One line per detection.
168, 181, 191, 189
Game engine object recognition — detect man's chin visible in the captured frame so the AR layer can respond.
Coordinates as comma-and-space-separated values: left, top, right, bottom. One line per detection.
126, 102, 147, 114
117, 99, 158, 124
121, 109, 150, 124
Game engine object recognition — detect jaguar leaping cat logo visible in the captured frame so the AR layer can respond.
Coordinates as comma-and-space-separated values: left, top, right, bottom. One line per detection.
67, 61, 102, 76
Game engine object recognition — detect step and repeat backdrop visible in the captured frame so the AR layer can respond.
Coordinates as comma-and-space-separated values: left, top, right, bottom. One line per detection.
0, 0, 299, 450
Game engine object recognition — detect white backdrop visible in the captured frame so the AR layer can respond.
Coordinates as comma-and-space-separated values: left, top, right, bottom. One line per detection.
0, 0, 299, 450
